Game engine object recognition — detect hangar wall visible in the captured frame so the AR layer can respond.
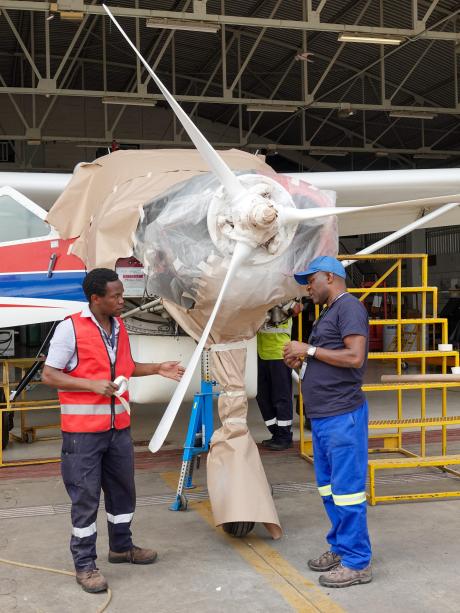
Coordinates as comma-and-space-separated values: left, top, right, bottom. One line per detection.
0, 97, 244, 172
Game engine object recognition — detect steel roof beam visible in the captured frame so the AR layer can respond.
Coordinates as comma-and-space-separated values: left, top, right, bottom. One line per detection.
1, 9, 41, 80
1, 1, 459, 41
227, 27, 441, 108
0, 131, 458, 157
2, 86, 460, 116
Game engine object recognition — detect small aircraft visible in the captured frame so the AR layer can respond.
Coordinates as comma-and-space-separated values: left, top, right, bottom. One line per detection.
1, 1, 460, 536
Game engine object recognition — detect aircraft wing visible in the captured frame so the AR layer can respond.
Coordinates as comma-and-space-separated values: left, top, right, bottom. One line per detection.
0, 298, 86, 328
291, 168, 460, 235
0, 172, 71, 211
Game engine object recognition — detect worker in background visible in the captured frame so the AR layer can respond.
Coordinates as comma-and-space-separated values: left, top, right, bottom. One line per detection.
42, 268, 184, 595
256, 317, 294, 451
283, 256, 372, 588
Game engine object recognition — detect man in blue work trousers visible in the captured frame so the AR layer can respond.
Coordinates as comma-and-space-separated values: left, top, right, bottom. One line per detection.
283, 256, 372, 588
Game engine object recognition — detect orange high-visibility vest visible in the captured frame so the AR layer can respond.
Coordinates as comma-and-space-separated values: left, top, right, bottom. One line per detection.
58, 313, 135, 433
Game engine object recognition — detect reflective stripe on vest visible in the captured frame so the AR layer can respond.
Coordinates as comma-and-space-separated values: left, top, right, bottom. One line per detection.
257, 318, 292, 360
58, 313, 135, 433
60, 404, 128, 415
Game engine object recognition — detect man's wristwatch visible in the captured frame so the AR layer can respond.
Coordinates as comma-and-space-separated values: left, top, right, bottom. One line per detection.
306, 345, 317, 358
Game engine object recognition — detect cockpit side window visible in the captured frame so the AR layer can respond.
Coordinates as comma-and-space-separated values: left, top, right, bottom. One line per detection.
0, 194, 51, 241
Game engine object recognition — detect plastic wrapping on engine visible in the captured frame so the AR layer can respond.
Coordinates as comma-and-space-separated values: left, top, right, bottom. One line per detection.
134, 171, 337, 311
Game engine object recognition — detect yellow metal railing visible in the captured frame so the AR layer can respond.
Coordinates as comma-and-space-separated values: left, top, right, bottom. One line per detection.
298, 254, 460, 504
0, 358, 60, 467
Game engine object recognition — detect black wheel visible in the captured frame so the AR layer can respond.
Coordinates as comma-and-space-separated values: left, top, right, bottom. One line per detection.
179, 494, 188, 511
222, 521, 255, 537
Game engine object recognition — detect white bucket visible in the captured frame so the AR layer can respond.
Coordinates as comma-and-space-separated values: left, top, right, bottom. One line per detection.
383, 325, 397, 352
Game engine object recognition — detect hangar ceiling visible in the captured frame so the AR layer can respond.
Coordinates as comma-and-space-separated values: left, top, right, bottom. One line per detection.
1, 0, 460, 171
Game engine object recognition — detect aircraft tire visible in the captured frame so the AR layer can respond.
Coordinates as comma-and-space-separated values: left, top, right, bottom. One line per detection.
222, 521, 255, 537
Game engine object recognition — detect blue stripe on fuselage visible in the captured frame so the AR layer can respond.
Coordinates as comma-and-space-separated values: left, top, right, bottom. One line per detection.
0, 271, 86, 301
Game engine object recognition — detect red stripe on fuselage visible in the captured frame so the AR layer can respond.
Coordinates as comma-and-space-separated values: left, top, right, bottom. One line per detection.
0, 304, 55, 308
0, 238, 84, 274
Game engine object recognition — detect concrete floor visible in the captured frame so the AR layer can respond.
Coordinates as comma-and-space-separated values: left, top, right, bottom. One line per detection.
0, 363, 460, 612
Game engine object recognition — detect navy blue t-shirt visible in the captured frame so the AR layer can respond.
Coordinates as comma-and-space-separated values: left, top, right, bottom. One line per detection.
301, 292, 368, 418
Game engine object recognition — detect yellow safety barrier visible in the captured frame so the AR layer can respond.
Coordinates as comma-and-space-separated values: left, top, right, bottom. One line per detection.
368, 455, 460, 504
299, 254, 460, 504
0, 358, 61, 467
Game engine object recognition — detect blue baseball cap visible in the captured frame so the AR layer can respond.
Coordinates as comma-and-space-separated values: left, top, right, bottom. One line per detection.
294, 256, 346, 285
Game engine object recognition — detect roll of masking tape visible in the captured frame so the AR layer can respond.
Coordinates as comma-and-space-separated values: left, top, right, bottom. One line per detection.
114, 375, 128, 395
113, 376, 130, 414
438, 344, 453, 352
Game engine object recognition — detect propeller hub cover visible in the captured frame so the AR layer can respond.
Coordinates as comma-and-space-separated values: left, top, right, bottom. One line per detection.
207, 173, 298, 263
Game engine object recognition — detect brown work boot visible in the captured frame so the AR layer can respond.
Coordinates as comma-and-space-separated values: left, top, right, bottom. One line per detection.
75, 568, 108, 593
319, 563, 372, 588
308, 550, 341, 572
108, 545, 158, 565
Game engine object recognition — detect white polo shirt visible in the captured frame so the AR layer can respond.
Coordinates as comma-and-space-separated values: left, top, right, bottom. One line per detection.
45, 305, 120, 371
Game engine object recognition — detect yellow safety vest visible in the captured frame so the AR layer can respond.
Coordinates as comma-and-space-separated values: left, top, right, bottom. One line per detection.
257, 318, 292, 360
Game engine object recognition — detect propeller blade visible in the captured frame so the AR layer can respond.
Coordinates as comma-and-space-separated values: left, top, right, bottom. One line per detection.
278, 193, 460, 225
149, 241, 252, 453
279, 204, 377, 224
103, 4, 245, 202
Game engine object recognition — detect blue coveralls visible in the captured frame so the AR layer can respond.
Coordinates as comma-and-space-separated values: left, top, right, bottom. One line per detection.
311, 401, 371, 569
302, 292, 372, 570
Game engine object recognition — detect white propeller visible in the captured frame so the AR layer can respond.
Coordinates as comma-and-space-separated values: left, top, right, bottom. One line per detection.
278, 194, 460, 225
149, 241, 252, 452
103, 4, 460, 453
103, 4, 245, 203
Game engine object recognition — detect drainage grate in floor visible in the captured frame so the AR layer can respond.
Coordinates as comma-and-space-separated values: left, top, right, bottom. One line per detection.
0, 470, 459, 521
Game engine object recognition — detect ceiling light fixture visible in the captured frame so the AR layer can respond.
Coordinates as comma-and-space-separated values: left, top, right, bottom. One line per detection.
102, 96, 157, 107
413, 152, 450, 159
49, 3, 83, 20
338, 33, 404, 45
310, 149, 349, 157
246, 103, 298, 113
389, 110, 437, 120
146, 17, 220, 33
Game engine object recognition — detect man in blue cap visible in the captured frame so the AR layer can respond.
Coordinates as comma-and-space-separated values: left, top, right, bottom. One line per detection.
284, 256, 372, 588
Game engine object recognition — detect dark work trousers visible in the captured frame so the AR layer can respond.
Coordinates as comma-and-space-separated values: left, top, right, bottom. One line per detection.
61, 428, 136, 571
256, 357, 293, 442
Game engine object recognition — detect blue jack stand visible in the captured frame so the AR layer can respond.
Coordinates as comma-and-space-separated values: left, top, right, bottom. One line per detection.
170, 351, 218, 511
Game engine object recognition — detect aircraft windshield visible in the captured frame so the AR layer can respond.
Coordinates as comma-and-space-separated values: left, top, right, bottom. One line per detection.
0, 194, 50, 241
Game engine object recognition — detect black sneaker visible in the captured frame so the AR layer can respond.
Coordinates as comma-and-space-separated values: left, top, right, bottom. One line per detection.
261, 437, 276, 447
